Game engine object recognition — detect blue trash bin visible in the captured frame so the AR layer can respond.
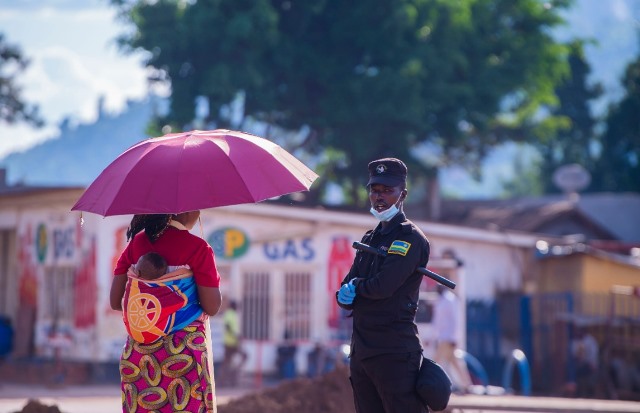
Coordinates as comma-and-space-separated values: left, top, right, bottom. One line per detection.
0, 317, 13, 357
277, 344, 297, 379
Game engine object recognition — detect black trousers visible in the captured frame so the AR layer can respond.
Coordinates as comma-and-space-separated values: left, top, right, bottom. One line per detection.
350, 351, 425, 413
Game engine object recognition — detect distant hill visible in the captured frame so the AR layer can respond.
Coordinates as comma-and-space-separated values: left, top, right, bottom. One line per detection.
2, 98, 155, 186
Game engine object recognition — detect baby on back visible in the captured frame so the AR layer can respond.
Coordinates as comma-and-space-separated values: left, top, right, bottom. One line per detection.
135, 252, 167, 280
123, 250, 200, 343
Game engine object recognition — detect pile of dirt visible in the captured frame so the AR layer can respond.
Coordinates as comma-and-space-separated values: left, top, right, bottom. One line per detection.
12, 399, 62, 413
219, 366, 355, 413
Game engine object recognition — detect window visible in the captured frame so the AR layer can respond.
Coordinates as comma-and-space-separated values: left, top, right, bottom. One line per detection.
242, 271, 270, 340
283, 271, 311, 341
240, 268, 312, 342
43, 266, 75, 324
0, 230, 17, 318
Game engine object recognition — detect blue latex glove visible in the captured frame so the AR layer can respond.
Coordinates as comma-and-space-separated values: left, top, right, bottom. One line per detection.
337, 280, 356, 305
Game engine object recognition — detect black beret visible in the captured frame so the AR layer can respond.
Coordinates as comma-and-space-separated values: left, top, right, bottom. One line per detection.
367, 158, 407, 187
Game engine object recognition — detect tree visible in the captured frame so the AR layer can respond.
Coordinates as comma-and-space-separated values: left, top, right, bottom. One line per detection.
111, 0, 574, 205
591, 55, 640, 192
0, 34, 42, 127
499, 148, 544, 198
536, 41, 602, 193
111, 0, 278, 129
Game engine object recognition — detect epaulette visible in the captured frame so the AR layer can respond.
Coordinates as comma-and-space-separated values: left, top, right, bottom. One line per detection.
362, 230, 374, 243
401, 222, 413, 234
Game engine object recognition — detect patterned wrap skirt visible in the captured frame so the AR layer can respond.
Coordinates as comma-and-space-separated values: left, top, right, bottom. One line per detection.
120, 320, 216, 413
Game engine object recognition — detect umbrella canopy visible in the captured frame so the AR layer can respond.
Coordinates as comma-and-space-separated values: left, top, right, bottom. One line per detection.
71, 129, 319, 216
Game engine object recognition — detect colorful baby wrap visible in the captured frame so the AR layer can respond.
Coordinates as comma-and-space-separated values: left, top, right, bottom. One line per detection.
123, 266, 203, 344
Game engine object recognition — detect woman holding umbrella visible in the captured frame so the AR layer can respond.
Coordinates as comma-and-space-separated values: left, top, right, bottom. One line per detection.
110, 210, 222, 413
73, 129, 319, 412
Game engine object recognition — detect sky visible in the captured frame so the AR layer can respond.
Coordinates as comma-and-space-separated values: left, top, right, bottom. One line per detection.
0, 0, 149, 158
0, 0, 638, 197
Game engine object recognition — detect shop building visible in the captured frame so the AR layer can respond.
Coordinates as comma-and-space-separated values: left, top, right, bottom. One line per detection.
0, 186, 548, 377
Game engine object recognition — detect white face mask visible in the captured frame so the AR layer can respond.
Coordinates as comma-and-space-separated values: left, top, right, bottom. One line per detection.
370, 204, 399, 222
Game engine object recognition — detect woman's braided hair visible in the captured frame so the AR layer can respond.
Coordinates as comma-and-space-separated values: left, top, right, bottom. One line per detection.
126, 214, 173, 243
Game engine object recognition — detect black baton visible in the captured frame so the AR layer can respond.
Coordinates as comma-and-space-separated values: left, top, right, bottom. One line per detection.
352, 241, 456, 289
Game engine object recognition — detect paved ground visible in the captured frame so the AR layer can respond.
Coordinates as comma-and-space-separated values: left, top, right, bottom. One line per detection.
0, 383, 251, 413
444, 393, 640, 412
1, 382, 639, 413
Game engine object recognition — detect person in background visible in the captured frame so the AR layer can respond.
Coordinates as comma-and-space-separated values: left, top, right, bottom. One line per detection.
110, 211, 222, 413
47, 320, 72, 386
571, 326, 599, 397
336, 158, 430, 413
307, 341, 328, 378
219, 300, 248, 386
433, 284, 473, 393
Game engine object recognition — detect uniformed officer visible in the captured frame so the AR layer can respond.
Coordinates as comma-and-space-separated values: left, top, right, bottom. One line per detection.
337, 158, 430, 413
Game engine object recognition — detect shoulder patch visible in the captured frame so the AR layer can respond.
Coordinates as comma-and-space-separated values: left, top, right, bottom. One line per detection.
388, 240, 411, 256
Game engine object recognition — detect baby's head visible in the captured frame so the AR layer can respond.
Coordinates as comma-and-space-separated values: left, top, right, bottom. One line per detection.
136, 252, 167, 280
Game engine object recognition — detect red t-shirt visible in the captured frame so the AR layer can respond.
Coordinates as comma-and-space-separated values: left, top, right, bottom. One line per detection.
114, 226, 220, 288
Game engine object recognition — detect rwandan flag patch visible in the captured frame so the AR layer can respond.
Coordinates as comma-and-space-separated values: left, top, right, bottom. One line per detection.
388, 240, 411, 256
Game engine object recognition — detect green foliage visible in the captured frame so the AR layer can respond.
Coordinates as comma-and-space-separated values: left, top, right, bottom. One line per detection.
534, 41, 602, 193
112, 0, 278, 127
0, 34, 43, 127
111, 0, 574, 205
591, 56, 640, 192
499, 147, 544, 198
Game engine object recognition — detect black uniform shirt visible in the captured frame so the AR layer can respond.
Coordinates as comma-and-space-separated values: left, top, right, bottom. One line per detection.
337, 211, 430, 360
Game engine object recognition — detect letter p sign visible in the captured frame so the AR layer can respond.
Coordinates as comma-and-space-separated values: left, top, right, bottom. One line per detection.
208, 227, 250, 259
225, 229, 245, 257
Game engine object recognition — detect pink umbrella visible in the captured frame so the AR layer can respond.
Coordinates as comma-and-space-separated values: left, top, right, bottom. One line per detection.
71, 129, 319, 216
